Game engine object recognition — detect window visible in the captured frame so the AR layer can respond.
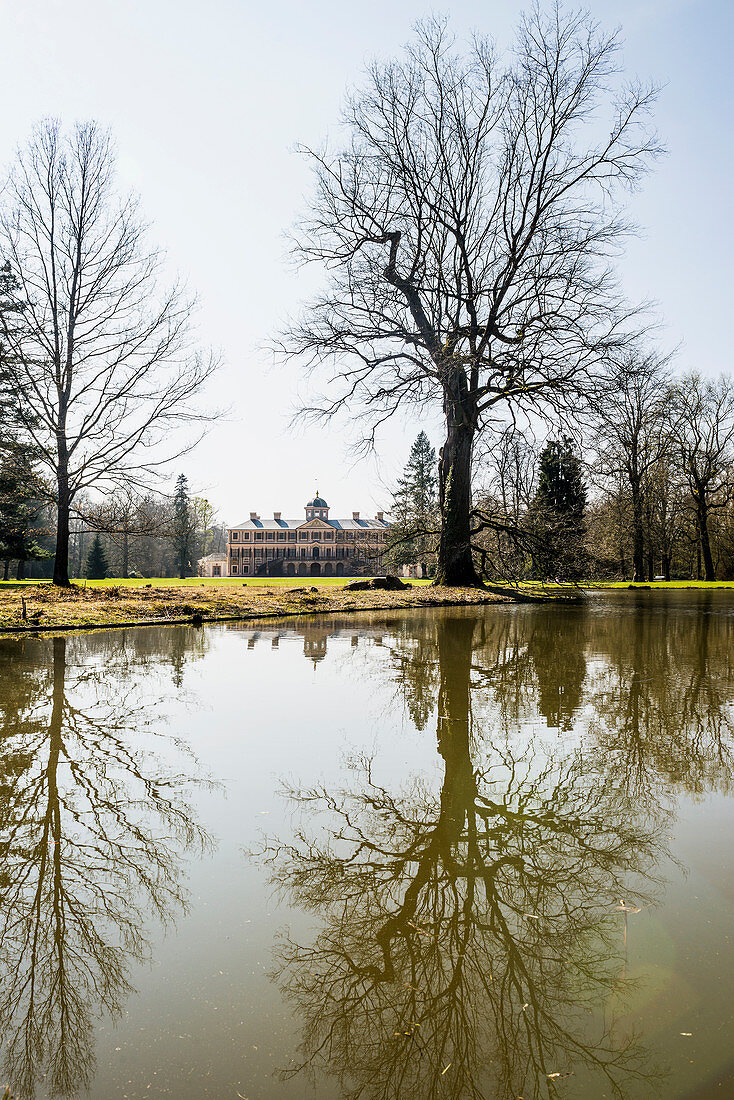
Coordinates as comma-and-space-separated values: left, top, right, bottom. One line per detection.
288, 532, 296, 541
232, 565, 238, 574
232, 531, 239, 541
255, 532, 263, 541
266, 532, 274, 541
243, 532, 250, 541
277, 532, 285, 541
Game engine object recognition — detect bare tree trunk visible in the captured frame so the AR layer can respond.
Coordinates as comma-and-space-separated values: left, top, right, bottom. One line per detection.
3, 559, 9, 581
54, 459, 72, 587
698, 502, 716, 581
435, 393, 481, 588
77, 528, 85, 578
662, 553, 671, 582
631, 482, 645, 582
16, 559, 25, 580
122, 531, 129, 579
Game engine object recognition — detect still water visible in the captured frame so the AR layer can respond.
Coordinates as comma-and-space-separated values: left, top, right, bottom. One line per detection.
2, 592, 734, 1099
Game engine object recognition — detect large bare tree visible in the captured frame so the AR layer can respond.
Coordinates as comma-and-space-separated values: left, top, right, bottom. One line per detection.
283, 5, 659, 586
0, 121, 216, 586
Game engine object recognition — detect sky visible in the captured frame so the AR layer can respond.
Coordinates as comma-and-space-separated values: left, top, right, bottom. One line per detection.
1, 0, 731, 524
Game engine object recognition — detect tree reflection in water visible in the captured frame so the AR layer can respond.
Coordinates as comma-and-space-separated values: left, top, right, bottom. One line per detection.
0, 631, 210, 1098
263, 613, 674, 1100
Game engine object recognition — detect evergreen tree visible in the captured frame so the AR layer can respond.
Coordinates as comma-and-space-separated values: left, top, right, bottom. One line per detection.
531, 438, 587, 580
389, 432, 439, 573
172, 474, 193, 579
85, 535, 109, 580
0, 260, 47, 578
0, 455, 47, 578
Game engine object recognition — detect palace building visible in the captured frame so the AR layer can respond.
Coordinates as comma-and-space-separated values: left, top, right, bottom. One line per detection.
223, 493, 390, 578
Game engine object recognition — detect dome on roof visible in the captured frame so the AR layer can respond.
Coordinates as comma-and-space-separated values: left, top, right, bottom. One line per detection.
306, 494, 328, 508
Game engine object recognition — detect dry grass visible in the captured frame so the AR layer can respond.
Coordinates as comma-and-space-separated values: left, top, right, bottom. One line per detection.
0, 581, 509, 635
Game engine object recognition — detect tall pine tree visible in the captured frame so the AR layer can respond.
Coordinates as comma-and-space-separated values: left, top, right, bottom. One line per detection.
0, 261, 46, 578
389, 432, 439, 574
172, 474, 193, 580
85, 535, 109, 580
531, 438, 587, 580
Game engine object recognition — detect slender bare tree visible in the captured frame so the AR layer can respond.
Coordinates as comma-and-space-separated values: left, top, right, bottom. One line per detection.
591, 352, 673, 581
0, 121, 217, 586
282, 5, 660, 586
670, 373, 734, 581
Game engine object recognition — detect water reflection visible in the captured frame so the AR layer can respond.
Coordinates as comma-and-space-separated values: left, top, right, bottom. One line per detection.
2, 596, 734, 1099
261, 616, 654, 1097
260, 600, 734, 1100
0, 630, 210, 1098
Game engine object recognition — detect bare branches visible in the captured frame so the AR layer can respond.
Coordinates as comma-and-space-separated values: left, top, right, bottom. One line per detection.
0, 120, 218, 584
285, 7, 657, 419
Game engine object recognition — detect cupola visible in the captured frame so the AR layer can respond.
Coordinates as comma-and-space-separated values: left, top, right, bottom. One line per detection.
305, 491, 329, 521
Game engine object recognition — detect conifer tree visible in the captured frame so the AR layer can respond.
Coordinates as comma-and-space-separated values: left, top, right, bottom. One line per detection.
173, 474, 193, 579
389, 432, 439, 573
531, 438, 587, 580
0, 261, 46, 577
0, 458, 46, 578
85, 535, 109, 580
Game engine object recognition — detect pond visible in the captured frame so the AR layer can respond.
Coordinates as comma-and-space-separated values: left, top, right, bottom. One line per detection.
2, 591, 734, 1099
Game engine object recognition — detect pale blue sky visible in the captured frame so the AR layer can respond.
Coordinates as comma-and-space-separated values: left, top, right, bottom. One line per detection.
1, 0, 731, 521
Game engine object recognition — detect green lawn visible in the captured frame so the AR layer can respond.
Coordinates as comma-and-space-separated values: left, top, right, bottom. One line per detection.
3, 576, 733, 592
0, 576, 433, 590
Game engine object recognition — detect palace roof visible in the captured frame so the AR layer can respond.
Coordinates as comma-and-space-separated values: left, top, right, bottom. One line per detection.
230, 517, 389, 531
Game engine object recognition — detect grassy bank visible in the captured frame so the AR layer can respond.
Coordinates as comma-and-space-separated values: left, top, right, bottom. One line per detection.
0, 578, 502, 635
2, 576, 730, 635
584, 580, 734, 589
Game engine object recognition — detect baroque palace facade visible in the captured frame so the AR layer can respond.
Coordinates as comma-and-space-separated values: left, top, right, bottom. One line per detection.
222, 493, 390, 578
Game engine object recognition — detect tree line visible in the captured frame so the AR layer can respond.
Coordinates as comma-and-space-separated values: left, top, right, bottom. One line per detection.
0, 474, 225, 582
389, 362, 734, 583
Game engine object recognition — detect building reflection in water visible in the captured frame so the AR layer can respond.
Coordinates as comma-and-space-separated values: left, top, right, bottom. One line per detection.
0, 629, 211, 1099
232, 620, 391, 668
257, 600, 734, 1100
234, 621, 370, 666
